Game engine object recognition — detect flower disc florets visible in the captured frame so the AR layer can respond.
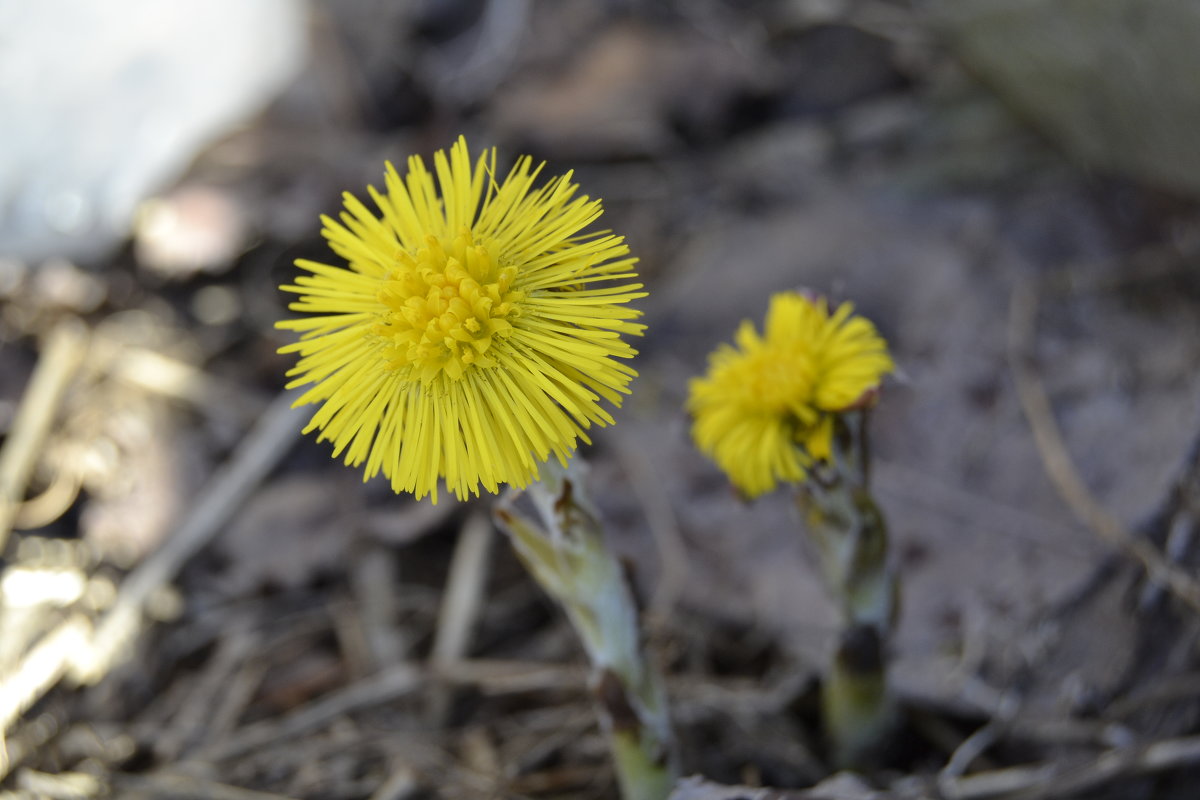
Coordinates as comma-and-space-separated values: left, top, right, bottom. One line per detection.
374, 230, 522, 382
688, 291, 893, 498
277, 137, 646, 502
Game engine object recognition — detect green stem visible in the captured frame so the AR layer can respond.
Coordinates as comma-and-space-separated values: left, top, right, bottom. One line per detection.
494, 460, 676, 800
797, 410, 899, 767
821, 624, 896, 769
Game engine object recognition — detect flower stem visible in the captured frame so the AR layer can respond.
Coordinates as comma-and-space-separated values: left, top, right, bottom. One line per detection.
494, 460, 676, 800
796, 410, 899, 767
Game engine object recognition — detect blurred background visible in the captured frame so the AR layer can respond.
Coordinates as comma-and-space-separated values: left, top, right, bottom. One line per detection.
4, 1, 1200, 798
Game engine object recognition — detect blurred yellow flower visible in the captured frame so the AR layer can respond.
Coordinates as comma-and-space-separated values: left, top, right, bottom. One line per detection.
278, 137, 645, 502
688, 292, 892, 498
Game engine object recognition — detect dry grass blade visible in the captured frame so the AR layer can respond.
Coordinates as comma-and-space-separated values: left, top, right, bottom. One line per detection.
351, 541, 407, 670
613, 426, 691, 621
436, 659, 587, 695
428, 511, 495, 723
2, 391, 307, 779
943, 733, 1200, 800
1006, 279, 1200, 615
71, 392, 308, 685
0, 616, 90, 777
430, 512, 494, 668
14, 767, 102, 798
0, 319, 88, 550
198, 664, 422, 762
113, 772, 303, 800
365, 764, 420, 800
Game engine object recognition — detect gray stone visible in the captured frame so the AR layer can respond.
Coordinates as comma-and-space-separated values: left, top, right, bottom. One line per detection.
936, 0, 1200, 196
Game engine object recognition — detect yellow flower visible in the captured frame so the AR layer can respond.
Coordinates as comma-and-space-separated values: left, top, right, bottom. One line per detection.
277, 137, 645, 502
688, 292, 892, 498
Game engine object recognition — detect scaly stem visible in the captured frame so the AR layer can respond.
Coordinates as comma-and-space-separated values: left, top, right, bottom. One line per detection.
797, 410, 898, 767
494, 460, 676, 800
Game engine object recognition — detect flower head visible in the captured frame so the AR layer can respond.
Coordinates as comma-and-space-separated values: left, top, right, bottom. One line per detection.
277, 137, 645, 502
688, 292, 892, 498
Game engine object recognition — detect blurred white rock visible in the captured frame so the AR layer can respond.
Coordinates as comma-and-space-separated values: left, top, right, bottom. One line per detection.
0, 0, 307, 264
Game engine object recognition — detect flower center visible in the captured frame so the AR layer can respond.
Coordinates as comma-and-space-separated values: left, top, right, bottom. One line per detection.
738, 346, 816, 418
374, 227, 523, 383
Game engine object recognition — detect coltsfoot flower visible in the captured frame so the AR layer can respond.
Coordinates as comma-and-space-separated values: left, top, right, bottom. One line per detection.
278, 137, 645, 502
688, 292, 892, 498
